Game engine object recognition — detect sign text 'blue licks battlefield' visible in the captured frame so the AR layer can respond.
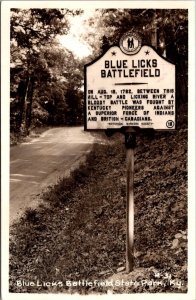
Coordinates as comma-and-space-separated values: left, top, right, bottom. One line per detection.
84, 32, 176, 130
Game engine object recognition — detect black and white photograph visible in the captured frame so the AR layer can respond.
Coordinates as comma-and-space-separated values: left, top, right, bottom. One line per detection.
1, 1, 195, 299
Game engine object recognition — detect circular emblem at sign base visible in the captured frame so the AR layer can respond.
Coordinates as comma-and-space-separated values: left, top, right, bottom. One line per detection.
166, 120, 175, 128
120, 31, 142, 55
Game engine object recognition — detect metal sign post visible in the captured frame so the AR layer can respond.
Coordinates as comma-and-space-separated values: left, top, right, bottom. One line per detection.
125, 128, 136, 272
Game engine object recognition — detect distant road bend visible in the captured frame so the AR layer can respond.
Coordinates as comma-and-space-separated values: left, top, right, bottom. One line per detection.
10, 127, 95, 224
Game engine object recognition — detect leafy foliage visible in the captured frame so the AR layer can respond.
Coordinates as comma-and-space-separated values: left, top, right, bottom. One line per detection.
86, 9, 188, 60
10, 9, 84, 134
10, 9, 81, 49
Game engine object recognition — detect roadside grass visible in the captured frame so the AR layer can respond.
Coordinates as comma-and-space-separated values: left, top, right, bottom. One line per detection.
9, 129, 187, 294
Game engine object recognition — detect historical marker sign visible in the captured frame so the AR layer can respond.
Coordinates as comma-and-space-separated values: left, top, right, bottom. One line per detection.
84, 33, 175, 131
84, 32, 176, 272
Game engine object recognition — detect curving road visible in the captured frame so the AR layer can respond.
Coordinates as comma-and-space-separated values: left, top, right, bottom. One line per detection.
10, 127, 95, 225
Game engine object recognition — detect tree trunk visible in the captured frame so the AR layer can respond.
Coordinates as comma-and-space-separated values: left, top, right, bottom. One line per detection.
17, 77, 29, 132
26, 76, 35, 129
20, 76, 30, 135
151, 10, 158, 49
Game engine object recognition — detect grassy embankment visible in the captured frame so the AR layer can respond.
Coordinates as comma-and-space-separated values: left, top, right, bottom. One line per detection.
9, 126, 187, 294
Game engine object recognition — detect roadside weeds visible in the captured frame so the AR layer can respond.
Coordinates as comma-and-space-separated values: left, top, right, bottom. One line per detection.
9, 129, 187, 294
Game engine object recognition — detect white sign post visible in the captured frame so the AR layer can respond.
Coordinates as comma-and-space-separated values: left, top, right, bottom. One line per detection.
84, 31, 176, 273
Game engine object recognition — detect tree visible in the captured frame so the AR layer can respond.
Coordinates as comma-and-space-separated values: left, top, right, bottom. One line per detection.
10, 8, 83, 49
10, 44, 52, 132
10, 8, 83, 134
33, 45, 84, 126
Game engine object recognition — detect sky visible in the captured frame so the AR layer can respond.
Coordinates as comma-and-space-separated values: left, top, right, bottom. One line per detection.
58, 9, 95, 59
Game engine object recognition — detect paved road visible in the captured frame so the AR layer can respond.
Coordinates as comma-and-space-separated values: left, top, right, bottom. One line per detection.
10, 127, 95, 225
